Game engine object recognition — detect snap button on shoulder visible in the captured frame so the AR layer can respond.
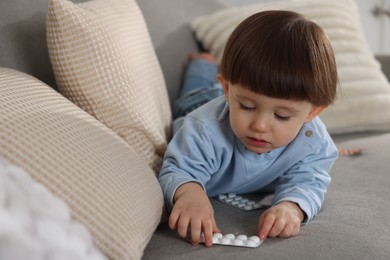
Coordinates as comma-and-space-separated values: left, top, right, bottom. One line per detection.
305, 130, 313, 137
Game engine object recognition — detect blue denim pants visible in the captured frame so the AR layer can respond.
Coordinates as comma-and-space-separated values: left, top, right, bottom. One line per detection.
172, 59, 224, 132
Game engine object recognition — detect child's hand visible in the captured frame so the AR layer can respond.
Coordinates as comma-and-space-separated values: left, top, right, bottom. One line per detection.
258, 201, 304, 240
169, 182, 221, 247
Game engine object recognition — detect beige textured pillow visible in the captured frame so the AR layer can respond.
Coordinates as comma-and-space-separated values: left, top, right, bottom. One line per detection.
192, 0, 390, 134
47, 0, 171, 173
0, 68, 164, 260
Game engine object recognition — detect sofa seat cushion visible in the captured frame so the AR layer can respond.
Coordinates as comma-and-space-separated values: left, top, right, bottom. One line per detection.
144, 131, 390, 259
0, 67, 164, 259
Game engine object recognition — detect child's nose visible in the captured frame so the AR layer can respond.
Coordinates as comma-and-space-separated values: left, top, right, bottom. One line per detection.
251, 115, 270, 132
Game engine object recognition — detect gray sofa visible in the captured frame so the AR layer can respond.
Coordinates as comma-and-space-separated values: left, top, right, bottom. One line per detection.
1, 0, 389, 259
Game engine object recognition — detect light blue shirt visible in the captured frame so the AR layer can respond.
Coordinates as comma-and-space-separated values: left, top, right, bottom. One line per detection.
159, 96, 338, 222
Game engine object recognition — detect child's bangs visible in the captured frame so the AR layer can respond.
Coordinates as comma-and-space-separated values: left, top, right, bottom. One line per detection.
245, 53, 317, 103
228, 42, 318, 104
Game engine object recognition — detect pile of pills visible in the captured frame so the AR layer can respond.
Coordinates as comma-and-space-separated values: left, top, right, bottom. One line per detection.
216, 193, 270, 211
200, 233, 263, 248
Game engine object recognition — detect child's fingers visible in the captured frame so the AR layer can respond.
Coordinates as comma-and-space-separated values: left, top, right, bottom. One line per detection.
190, 219, 202, 246
267, 218, 286, 237
278, 221, 295, 238
289, 222, 300, 237
188, 218, 216, 247
211, 217, 221, 234
202, 219, 214, 247
176, 216, 190, 239
277, 220, 301, 238
258, 213, 276, 240
168, 210, 179, 230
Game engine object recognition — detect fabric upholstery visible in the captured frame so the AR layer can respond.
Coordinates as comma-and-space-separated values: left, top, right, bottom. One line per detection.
47, 0, 172, 173
0, 0, 57, 88
136, 0, 228, 105
144, 132, 390, 259
191, 0, 390, 134
0, 67, 164, 260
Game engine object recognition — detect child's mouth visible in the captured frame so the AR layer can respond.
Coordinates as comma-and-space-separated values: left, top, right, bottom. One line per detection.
248, 137, 269, 147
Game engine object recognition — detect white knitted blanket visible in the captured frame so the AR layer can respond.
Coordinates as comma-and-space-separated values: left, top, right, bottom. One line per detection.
0, 158, 106, 260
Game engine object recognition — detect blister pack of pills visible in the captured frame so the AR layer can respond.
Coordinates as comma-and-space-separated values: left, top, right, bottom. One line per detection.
200, 233, 263, 248
216, 193, 270, 211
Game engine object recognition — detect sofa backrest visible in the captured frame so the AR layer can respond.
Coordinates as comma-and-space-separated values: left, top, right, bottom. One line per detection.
0, 0, 56, 89
0, 0, 226, 106
0, 0, 89, 90
1, 0, 388, 105
137, 0, 226, 105
376, 55, 390, 80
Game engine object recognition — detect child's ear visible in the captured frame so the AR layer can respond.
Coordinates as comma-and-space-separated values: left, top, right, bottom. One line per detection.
217, 74, 229, 100
305, 106, 327, 123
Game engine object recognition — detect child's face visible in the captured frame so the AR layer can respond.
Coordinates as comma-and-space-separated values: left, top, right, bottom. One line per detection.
219, 77, 324, 154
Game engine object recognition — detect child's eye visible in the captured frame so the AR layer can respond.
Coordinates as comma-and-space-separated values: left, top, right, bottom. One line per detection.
275, 114, 291, 121
239, 103, 255, 111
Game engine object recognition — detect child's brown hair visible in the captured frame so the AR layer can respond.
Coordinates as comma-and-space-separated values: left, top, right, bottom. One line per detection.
220, 10, 338, 106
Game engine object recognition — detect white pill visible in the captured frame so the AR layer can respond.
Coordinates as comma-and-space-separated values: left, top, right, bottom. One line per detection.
234, 196, 242, 201
236, 235, 247, 241
199, 233, 262, 248
221, 237, 231, 244
249, 236, 261, 243
233, 239, 244, 246
217, 193, 271, 212
224, 234, 235, 240
244, 240, 257, 247
218, 194, 227, 200
213, 233, 223, 239
238, 203, 246, 208
212, 237, 220, 243
253, 203, 262, 209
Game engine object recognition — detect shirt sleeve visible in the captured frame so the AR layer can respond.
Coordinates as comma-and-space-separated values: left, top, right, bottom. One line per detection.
158, 117, 218, 212
271, 127, 338, 223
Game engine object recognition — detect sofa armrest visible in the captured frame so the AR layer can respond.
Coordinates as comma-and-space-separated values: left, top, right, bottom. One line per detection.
376, 55, 390, 80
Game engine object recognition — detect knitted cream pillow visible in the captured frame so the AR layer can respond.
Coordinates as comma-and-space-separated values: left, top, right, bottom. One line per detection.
47, 0, 171, 173
0, 68, 164, 260
191, 0, 390, 134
